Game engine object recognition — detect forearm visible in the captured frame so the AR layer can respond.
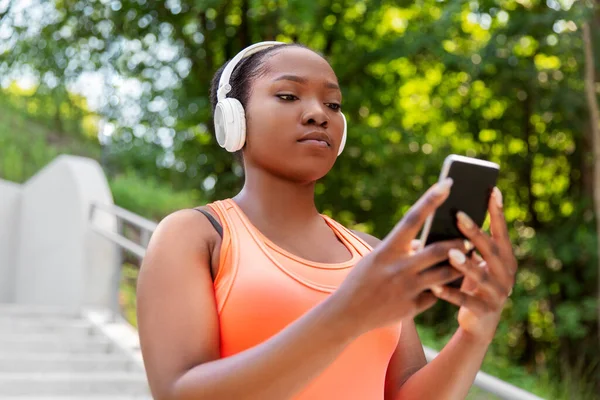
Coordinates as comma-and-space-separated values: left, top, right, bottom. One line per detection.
170, 297, 356, 400
394, 328, 491, 400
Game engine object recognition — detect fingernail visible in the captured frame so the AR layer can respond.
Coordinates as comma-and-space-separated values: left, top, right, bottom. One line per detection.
411, 239, 422, 250
431, 285, 443, 295
435, 178, 453, 196
457, 211, 474, 230
449, 248, 466, 264
464, 240, 474, 252
493, 187, 503, 208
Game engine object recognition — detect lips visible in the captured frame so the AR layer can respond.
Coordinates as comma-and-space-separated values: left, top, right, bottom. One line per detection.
297, 131, 331, 147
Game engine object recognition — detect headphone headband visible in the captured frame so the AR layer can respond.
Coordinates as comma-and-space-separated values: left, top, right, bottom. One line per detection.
217, 41, 286, 102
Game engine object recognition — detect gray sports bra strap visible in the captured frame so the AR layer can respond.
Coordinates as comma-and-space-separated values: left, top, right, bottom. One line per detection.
194, 208, 223, 238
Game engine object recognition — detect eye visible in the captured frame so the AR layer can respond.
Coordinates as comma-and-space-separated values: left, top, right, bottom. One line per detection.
327, 103, 341, 111
276, 94, 298, 101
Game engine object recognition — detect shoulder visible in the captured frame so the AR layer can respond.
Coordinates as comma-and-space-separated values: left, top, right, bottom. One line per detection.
155, 208, 214, 237
351, 229, 381, 249
147, 207, 221, 257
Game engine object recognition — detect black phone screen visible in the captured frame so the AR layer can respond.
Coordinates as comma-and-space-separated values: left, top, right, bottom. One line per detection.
425, 160, 499, 246
422, 157, 499, 288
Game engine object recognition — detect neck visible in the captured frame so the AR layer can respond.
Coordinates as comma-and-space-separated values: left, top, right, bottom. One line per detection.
232, 167, 320, 232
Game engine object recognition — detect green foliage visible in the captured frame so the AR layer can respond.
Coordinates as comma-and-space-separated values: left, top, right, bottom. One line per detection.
120, 262, 139, 328
109, 170, 205, 221
0, 94, 202, 223
0, 96, 100, 183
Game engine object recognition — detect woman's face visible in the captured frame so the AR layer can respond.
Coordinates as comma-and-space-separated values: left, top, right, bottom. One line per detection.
243, 47, 344, 183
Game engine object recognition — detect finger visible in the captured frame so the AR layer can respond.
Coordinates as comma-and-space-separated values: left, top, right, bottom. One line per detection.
430, 286, 493, 316
460, 275, 478, 295
488, 188, 518, 277
459, 254, 480, 295
489, 187, 511, 252
410, 239, 422, 252
457, 212, 516, 284
380, 178, 453, 253
413, 291, 439, 314
448, 249, 507, 303
456, 211, 504, 275
471, 251, 484, 264
417, 265, 464, 291
410, 239, 467, 272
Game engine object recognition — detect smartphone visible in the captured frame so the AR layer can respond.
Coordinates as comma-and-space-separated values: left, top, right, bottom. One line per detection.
420, 154, 500, 289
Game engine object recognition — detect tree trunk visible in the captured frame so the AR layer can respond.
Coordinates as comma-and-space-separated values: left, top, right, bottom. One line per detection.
582, 22, 600, 343
239, 0, 250, 48
580, 124, 595, 202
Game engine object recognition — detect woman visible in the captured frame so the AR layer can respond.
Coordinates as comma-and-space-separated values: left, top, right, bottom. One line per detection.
137, 41, 517, 400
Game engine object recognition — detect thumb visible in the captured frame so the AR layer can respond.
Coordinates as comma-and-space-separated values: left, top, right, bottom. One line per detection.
378, 178, 453, 256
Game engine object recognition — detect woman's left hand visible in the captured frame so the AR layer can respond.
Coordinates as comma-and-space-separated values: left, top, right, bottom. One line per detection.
431, 187, 517, 344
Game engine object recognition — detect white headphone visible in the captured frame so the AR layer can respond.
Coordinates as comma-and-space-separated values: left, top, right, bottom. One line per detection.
214, 41, 347, 155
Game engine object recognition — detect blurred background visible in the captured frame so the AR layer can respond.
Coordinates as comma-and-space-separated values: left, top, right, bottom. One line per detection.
0, 0, 599, 398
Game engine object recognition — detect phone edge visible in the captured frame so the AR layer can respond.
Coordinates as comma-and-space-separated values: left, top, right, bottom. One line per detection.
418, 156, 454, 249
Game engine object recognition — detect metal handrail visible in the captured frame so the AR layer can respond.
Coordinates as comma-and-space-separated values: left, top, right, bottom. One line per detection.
423, 348, 544, 400
88, 202, 544, 400
90, 224, 147, 259
91, 202, 157, 234
89, 202, 157, 259
88, 202, 159, 319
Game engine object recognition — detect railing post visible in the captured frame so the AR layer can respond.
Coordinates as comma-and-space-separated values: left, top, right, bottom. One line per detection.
140, 229, 151, 249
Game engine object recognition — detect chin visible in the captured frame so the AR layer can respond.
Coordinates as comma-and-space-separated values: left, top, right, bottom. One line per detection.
252, 151, 336, 183
283, 161, 334, 184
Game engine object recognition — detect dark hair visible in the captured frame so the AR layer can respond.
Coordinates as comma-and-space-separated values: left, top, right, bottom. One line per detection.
209, 43, 311, 164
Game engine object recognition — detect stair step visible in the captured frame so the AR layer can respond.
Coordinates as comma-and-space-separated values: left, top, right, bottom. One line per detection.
0, 372, 150, 396
0, 353, 137, 373
0, 321, 101, 340
0, 304, 82, 319
0, 318, 94, 335
0, 306, 149, 396
0, 335, 114, 354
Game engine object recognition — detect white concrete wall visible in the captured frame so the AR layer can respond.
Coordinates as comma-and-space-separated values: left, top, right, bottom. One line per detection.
10, 155, 118, 310
0, 180, 22, 302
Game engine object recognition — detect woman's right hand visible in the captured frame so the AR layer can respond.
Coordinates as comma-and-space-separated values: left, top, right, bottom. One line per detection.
331, 178, 467, 336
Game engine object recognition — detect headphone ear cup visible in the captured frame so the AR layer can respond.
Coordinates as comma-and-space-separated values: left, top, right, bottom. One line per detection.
214, 101, 229, 149
229, 98, 246, 152
338, 113, 347, 156
214, 98, 246, 152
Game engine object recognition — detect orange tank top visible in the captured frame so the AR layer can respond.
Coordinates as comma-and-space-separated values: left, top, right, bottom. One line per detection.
208, 199, 401, 399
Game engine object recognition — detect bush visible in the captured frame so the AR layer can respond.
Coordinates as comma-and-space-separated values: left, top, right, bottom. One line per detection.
109, 169, 207, 222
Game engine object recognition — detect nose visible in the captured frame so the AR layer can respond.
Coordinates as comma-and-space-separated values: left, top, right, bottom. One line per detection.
301, 101, 329, 129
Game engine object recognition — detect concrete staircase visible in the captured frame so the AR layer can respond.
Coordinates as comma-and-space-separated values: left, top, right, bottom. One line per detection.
0, 304, 151, 399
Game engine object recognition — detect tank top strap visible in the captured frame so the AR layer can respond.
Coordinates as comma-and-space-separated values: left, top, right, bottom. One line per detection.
320, 214, 375, 256
206, 199, 240, 311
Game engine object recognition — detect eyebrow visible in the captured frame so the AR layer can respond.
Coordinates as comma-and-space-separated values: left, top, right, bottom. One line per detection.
273, 74, 340, 90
